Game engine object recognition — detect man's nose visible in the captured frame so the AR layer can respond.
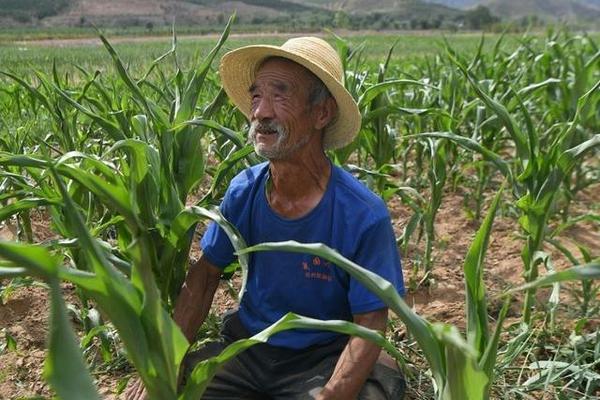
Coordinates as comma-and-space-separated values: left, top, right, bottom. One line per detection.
252, 96, 275, 121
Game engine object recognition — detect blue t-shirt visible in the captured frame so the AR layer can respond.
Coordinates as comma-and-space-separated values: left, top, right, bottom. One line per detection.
201, 162, 404, 349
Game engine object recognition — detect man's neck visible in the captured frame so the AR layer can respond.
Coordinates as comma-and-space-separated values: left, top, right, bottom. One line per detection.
267, 150, 331, 219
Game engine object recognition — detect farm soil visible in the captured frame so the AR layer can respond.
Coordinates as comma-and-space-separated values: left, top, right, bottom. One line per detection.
0, 185, 598, 399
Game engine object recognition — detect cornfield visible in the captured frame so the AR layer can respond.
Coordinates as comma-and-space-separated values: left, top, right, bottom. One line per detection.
0, 19, 599, 399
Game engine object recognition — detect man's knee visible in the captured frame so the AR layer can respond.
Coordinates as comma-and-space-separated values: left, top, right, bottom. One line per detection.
180, 341, 226, 387
359, 353, 405, 400
377, 351, 399, 371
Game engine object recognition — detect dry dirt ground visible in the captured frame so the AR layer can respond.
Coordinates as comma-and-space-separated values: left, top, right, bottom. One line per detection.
0, 183, 598, 399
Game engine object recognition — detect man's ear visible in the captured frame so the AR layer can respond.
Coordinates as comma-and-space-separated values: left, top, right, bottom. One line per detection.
313, 97, 338, 131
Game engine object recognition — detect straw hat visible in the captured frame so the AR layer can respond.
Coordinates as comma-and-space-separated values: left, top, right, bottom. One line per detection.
219, 37, 361, 150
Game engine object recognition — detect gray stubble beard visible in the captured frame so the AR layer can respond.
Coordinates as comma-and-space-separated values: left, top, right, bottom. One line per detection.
249, 120, 311, 160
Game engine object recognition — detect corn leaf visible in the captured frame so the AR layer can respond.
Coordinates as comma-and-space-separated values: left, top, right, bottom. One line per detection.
434, 324, 488, 400
463, 182, 504, 356
201, 145, 255, 204
237, 241, 445, 387
50, 82, 127, 141
0, 242, 99, 399
180, 118, 247, 150
98, 34, 168, 128
506, 262, 600, 294
0, 266, 28, 278
173, 14, 234, 125
446, 51, 529, 163
181, 312, 401, 400
479, 296, 510, 380
411, 132, 512, 182
170, 206, 249, 301
0, 198, 59, 222
45, 279, 101, 400
359, 79, 437, 106
174, 125, 207, 200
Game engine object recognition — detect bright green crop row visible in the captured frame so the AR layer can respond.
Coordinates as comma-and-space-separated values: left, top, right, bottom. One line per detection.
0, 31, 536, 74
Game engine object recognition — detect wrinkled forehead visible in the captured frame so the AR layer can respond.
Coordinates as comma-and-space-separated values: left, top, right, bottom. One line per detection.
254, 56, 322, 87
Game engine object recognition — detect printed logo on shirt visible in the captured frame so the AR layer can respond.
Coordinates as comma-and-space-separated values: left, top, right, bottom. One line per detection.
301, 257, 333, 282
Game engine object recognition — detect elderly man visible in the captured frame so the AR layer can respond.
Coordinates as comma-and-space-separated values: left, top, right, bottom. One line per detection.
128, 37, 405, 400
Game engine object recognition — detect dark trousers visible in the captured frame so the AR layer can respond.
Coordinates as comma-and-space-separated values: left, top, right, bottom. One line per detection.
182, 311, 405, 399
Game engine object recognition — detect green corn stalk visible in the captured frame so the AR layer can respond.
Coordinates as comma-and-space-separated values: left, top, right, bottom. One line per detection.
0, 170, 236, 397
0, 242, 100, 400
431, 43, 600, 324
0, 17, 258, 394
0, 171, 403, 398
421, 138, 448, 279
330, 32, 368, 166
0, 15, 257, 310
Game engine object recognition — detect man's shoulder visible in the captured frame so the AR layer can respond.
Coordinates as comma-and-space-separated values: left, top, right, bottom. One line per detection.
332, 165, 389, 221
228, 162, 269, 193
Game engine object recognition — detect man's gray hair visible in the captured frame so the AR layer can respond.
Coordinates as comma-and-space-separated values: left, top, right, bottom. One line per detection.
308, 78, 332, 106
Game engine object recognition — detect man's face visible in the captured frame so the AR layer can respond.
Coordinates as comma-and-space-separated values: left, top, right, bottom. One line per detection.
248, 58, 320, 160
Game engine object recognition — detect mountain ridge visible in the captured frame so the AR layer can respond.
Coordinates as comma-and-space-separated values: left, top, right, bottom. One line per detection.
422, 0, 600, 21
1, 0, 598, 29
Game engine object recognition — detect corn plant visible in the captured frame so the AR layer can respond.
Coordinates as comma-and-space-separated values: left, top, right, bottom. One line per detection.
0, 16, 259, 310
0, 17, 262, 396
330, 33, 437, 182
420, 42, 600, 324
0, 234, 407, 399
1, 141, 506, 399
0, 146, 306, 398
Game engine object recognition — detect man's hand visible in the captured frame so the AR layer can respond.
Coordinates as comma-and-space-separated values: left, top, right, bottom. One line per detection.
124, 377, 147, 400
316, 308, 388, 400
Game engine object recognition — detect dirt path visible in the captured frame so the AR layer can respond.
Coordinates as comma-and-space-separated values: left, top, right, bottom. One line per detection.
5, 29, 471, 48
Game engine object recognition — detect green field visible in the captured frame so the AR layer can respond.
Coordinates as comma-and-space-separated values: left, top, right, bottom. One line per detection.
0, 31, 536, 73
1, 24, 599, 399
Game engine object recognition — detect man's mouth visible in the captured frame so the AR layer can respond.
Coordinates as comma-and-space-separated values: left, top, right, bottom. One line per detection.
257, 128, 278, 135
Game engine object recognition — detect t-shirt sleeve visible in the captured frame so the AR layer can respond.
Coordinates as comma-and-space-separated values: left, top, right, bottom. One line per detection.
347, 216, 405, 315
200, 189, 237, 269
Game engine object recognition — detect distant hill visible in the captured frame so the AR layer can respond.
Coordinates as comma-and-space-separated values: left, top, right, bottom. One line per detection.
420, 0, 483, 9
0, 0, 322, 28
0, 0, 72, 22
486, 0, 600, 21
422, 0, 600, 21
0, 0, 464, 30
291, 0, 460, 15
1, 0, 597, 31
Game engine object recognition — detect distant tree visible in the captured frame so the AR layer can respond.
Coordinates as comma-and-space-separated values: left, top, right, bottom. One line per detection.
251, 15, 264, 24
145, 21, 154, 33
464, 5, 499, 30
333, 10, 350, 29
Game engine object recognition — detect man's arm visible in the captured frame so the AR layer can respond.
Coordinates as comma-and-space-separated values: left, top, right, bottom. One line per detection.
173, 253, 223, 342
316, 308, 388, 400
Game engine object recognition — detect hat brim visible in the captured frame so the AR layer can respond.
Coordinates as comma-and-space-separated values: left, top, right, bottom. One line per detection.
219, 45, 361, 150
